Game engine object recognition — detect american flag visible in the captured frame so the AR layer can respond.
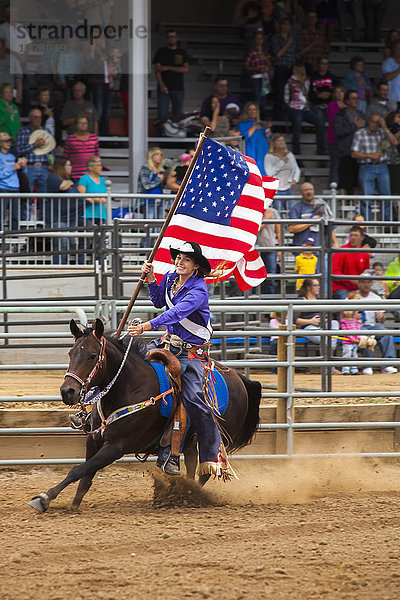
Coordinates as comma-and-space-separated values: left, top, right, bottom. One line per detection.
152, 138, 278, 290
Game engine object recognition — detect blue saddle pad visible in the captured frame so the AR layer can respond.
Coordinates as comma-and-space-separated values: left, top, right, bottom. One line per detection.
149, 361, 229, 418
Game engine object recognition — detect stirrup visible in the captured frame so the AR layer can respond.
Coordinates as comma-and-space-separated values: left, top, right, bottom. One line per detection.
162, 455, 181, 476
69, 411, 85, 430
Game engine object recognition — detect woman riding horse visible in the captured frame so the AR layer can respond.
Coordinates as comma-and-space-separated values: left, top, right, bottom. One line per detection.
128, 241, 234, 479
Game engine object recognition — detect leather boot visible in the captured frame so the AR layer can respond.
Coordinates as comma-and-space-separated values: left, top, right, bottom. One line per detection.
163, 455, 180, 476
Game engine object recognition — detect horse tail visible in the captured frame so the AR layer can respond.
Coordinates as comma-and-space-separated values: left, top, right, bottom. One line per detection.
230, 373, 261, 451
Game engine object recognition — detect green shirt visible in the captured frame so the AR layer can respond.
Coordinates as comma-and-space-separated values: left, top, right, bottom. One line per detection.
0, 99, 21, 138
385, 257, 400, 294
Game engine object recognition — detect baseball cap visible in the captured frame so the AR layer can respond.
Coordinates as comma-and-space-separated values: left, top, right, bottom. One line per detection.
225, 102, 240, 114
302, 237, 315, 246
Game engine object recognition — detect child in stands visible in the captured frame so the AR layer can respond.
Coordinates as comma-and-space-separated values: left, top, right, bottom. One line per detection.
295, 238, 318, 291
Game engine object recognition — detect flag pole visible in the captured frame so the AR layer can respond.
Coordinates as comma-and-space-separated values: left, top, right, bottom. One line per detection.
116, 126, 211, 337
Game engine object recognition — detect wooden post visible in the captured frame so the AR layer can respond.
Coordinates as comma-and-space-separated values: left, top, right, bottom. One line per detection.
276, 324, 295, 454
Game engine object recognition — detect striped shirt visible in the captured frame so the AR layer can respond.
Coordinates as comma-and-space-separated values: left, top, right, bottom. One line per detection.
15, 125, 50, 163
63, 133, 100, 179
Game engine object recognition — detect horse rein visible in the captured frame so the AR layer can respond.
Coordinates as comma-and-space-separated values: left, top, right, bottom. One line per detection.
64, 331, 106, 400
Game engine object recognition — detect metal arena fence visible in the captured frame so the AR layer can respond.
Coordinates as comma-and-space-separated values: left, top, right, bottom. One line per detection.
1, 299, 400, 465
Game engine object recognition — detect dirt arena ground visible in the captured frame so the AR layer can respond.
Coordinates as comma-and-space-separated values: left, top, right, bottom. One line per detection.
1, 461, 400, 600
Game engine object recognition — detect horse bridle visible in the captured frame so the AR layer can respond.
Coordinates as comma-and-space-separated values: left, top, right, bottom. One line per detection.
64, 331, 106, 401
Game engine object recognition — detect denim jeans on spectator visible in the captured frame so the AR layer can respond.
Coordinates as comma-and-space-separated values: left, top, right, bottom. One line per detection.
157, 89, 184, 123
327, 142, 339, 185
361, 323, 396, 360
289, 106, 327, 155
338, 0, 359, 41
261, 251, 277, 294
52, 221, 69, 265
90, 82, 113, 136
342, 342, 359, 374
358, 163, 391, 221
303, 320, 339, 350
273, 189, 295, 214
25, 165, 48, 223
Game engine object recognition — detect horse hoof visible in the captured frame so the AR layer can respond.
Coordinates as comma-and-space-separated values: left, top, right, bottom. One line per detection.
28, 493, 50, 513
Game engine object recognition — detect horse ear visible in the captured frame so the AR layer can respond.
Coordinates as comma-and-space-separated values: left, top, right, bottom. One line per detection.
70, 319, 84, 339
93, 318, 104, 340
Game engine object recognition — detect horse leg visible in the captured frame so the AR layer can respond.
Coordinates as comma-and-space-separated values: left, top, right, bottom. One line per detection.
29, 442, 124, 513
71, 434, 103, 509
183, 436, 198, 480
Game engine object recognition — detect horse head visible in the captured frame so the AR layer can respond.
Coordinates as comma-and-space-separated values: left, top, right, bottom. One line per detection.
60, 318, 106, 405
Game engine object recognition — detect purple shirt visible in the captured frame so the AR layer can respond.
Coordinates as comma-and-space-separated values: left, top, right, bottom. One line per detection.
148, 272, 211, 344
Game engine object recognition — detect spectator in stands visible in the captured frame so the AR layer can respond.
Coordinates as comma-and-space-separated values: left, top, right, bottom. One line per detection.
326, 85, 345, 185
331, 225, 370, 299
284, 62, 326, 157
382, 39, 400, 106
257, 203, 281, 294
233, 0, 263, 50
55, 38, 85, 99
334, 90, 366, 195
153, 30, 189, 129
357, 277, 398, 375
63, 115, 100, 182
0, 37, 22, 106
137, 147, 167, 220
362, 0, 387, 44
61, 82, 99, 135
200, 96, 231, 139
309, 55, 339, 154
260, 0, 281, 38
386, 253, 400, 301
46, 157, 82, 264
0, 6, 30, 115
264, 133, 300, 212
316, 0, 338, 47
344, 57, 372, 113
351, 113, 397, 221
295, 277, 340, 370
297, 10, 329, 73
384, 111, 400, 200
86, 39, 114, 137
0, 132, 26, 230
77, 156, 107, 225
383, 29, 399, 60
295, 238, 318, 291
273, 0, 304, 34
31, 86, 56, 140
288, 181, 338, 250
244, 29, 273, 117
238, 101, 272, 175
270, 17, 297, 121
366, 81, 397, 119
200, 75, 241, 123
225, 126, 241, 149
337, 0, 359, 42
0, 82, 21, 141
15, 108, 53, 201
165, 148, 195, 192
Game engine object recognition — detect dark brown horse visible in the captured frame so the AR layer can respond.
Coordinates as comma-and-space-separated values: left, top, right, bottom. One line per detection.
29, 318, 261, 513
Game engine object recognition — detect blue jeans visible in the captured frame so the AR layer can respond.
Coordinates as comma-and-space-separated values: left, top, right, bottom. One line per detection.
289, 106, 327, 155
273, 189, 295, 213
303, 320, 339, 350
327, 143, 339, 185
261, 251, 277, 294
90, 82, 113, 136
361, 323, 395, 360
332, 289, 349, 300
157, 89, 184, 122
25, 165, 48, 223
342, 342, 359, 374
358, 163, 391, 221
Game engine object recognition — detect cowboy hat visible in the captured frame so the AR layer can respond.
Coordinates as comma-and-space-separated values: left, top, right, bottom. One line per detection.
169, 241, 211, 274
29, 129, 56, 155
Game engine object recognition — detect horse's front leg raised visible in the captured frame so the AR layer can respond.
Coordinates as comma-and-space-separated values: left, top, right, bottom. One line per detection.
29, 442, 124, 513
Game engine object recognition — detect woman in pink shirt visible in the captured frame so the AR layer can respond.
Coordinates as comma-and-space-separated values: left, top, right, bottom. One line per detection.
326, 85, 345, 186
63, 115, 100, 181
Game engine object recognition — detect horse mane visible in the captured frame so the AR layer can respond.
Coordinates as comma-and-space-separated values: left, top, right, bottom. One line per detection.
82, 326, 149, 362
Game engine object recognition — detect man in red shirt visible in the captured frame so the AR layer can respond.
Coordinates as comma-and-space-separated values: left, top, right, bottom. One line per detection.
331, 225, 370, 298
